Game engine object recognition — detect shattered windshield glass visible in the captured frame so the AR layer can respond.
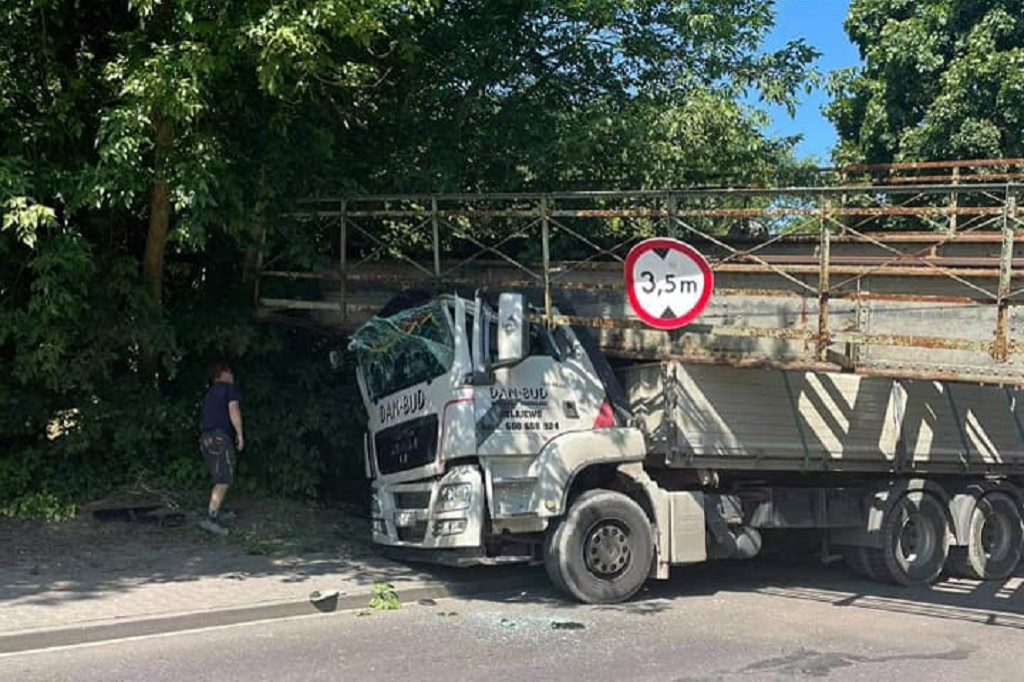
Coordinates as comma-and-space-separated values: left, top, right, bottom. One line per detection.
349, 302, 454, 401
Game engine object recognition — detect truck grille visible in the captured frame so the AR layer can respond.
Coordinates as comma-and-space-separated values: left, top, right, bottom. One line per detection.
374, 415, 438, 475
394, 491, 432, 509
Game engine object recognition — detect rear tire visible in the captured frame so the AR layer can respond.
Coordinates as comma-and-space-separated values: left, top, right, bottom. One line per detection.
544, 489, 654, 604
947, 493, 1024, 580
866, 491, 950, 586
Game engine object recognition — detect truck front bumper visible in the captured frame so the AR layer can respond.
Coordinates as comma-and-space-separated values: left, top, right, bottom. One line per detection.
378, 545, 487, 566
371, 464, 485, 551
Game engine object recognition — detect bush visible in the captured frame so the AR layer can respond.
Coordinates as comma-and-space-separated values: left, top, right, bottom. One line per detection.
1, 491, 76, 522
0, 326, 367, 514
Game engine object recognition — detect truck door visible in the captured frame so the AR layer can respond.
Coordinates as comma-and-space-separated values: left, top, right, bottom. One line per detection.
472, 308, 604, 457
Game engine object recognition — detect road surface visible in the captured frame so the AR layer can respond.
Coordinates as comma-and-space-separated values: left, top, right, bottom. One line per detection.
3, 557, 1022, 681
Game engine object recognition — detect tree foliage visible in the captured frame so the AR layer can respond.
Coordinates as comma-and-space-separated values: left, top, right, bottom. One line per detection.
335, 0, 818, 191
828, 0, 1024, 163
0, 0, 816, 510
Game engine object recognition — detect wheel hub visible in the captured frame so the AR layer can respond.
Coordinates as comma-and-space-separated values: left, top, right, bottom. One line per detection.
980, 511, 1009, 561
584, 522, 631, 577
898, 512, 935, 566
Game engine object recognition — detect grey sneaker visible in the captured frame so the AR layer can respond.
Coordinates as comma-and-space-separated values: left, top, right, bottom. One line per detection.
199, 508, 236, 521
198, 517, 229, 536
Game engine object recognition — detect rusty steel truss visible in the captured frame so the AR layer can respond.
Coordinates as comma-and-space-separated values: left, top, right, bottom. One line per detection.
257, 159, 1024, 385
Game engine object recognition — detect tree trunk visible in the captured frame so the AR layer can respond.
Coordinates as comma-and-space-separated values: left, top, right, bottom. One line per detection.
244, 164, 270, 309
140, 116, 173, 375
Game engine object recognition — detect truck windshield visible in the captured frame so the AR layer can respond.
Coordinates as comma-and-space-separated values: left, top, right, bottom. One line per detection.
349, 302, 454, 402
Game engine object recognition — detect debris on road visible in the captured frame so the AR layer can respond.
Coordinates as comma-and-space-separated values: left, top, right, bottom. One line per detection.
309, 589, 342, 612
551, 620, 586, 630
368, 583, 400, 611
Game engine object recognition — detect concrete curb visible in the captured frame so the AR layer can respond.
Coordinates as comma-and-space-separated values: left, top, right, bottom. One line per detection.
0, 574, 551, 656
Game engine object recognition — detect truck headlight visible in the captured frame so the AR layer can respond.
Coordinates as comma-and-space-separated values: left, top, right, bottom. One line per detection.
371, 493, 382, 517
437, 483, 472, 512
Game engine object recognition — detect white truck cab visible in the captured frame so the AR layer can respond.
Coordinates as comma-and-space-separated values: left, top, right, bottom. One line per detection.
350, 291, 661, 593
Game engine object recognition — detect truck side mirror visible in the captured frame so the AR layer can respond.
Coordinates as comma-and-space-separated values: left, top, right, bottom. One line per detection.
495, 292, 527, 367
472, 291, 486, 375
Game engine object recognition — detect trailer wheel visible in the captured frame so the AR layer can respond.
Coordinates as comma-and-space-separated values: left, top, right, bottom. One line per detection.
544, 489, 654, 604
866, 491, 950, 586
947, 493, 1023, 580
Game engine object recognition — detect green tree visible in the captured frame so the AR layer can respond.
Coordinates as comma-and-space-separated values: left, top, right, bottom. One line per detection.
334, 0, 819, 192
0, 0, 819, 509
0, 0, 423, 506
828, 0, 1024, 163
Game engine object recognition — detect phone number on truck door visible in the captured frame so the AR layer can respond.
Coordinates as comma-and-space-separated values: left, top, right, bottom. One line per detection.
503, 421, 560, 431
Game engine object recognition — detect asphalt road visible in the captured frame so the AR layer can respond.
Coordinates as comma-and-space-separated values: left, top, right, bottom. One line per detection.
3, 557, 1022, 682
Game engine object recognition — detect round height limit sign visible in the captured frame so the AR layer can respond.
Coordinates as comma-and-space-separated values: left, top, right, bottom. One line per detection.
625, 238, 713, 330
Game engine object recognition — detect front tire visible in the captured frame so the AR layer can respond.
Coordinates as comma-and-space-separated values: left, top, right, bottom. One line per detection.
544, 489, 654, 604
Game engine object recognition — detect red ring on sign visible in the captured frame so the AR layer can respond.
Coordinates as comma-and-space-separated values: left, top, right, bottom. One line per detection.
624, 238, 714, 330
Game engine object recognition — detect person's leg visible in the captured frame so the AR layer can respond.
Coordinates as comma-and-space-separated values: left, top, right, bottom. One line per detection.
199, 432, 234, 535
208, 483, 229, 516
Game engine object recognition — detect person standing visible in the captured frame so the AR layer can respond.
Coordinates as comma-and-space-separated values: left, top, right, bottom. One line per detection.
198, 361, 244, 535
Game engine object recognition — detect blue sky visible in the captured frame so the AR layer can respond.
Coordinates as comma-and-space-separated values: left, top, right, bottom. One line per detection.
760, 0, 861, 162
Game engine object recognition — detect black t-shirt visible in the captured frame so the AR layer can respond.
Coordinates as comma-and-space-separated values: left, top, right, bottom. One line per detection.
200, 381, 242, 436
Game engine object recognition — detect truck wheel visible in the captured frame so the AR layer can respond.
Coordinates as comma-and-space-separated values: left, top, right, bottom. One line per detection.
866, 491, 950, 586
543, 524, 569, 595
544, 489, 654, 604
947, 493, 1023, 580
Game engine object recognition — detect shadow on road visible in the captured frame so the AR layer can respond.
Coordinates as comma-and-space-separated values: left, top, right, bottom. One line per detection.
0, 506, 531, 622
463, 554, 1024, 630
3, 503, 1023, 636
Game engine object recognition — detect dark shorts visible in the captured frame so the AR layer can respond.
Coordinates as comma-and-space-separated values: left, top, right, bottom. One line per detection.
199, 431, 236, 485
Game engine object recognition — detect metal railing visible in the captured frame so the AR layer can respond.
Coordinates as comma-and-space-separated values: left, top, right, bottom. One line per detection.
257, 161, 1024, 384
